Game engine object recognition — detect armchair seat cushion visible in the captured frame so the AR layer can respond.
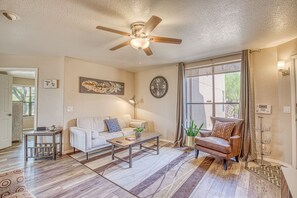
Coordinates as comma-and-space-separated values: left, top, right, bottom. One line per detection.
195, 136, 231, 154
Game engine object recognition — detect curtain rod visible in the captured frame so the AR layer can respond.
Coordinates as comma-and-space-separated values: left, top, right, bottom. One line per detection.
186, 51, 242, 65
249, 49, 261, 54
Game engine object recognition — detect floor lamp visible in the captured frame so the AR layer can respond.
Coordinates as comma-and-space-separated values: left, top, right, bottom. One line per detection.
129, 96, 136, 119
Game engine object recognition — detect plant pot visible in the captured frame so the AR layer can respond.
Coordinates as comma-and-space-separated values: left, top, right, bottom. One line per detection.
135, 132, 141, 139
185, 136, 195, 148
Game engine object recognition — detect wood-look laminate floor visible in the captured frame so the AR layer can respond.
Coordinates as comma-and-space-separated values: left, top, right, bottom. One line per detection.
0, 143, 135, 198
0, 143, 281, 198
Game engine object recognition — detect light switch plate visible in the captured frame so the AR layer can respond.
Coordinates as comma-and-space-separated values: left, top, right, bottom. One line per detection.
283, 106, 291, 113
66, 106, 74, 112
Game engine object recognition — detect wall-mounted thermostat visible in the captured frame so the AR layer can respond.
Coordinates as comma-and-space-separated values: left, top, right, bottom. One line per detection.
256, 104, 272, 114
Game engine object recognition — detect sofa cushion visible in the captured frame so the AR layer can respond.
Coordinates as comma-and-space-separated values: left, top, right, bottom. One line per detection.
120, 128, 135, 136
211, 121, 236, 140
77, 116, 108, 132
99, 131, 123, 140
195, 136, 231, 154
93, 117, 109, 132
111, 114, 131, 129
105, 118, 121, 132
92, 131, 123, 148
91, 134, 109, 148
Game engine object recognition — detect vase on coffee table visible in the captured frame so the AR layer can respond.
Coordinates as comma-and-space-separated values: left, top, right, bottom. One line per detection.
134, 127, 144, 139
135, 132, 141, 138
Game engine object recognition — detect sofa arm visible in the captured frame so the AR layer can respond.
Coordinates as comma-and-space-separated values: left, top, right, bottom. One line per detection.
230, 135, 241, 152
0, 169, 27, 197
130, 119, 148, 130
70, 127, 92, 152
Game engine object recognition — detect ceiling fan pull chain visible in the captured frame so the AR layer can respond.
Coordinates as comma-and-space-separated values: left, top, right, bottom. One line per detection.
138, 50, 142, 65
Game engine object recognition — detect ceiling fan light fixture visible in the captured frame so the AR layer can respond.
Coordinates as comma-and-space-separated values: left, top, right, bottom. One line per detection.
130, 38, 150, 50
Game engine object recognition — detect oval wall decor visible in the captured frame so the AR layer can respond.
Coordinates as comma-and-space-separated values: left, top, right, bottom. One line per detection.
150, 76, 168, 98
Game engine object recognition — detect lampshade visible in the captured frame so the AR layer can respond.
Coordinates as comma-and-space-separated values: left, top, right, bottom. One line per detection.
277, 60, 285, 70
129, 96, 135, 104
130, 38, 150, 50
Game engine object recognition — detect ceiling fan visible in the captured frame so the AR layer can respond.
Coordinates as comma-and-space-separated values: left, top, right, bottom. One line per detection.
96, 15, 182, 56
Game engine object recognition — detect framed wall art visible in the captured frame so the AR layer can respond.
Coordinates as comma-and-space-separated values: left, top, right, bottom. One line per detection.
79, 77, 125, 95
43, 79, 58, 89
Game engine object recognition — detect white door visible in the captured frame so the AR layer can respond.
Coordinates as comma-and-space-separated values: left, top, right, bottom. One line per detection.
0, 74, 13, 149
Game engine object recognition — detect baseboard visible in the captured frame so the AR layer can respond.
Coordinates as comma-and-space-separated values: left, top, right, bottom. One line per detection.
258, 157, 293, 168
64, 149, 74, 154
159, 138, 174, 144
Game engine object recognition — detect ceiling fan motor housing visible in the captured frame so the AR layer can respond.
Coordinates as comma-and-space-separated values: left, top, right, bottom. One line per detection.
130, 22, 146, 38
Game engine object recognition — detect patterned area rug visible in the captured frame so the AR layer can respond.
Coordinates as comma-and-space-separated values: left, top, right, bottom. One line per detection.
69, 141, 242, 198
246, 165, 281, 187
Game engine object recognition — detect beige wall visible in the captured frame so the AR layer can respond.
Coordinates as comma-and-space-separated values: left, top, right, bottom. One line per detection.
135, 65, 178, 142
253, 38, 297, 165
0, 55, 64, 127
63, 57, 135, 151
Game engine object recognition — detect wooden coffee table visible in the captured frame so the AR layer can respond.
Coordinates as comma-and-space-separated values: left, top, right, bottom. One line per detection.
107, 132, 161, 168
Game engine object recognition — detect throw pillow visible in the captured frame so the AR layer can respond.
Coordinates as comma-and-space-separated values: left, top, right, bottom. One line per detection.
211, 121, 236, 140
104, 118, 121, 133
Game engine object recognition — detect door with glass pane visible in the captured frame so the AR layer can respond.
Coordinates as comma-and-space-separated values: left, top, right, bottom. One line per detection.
185, 62, 241, 130
0, 74, 13, 149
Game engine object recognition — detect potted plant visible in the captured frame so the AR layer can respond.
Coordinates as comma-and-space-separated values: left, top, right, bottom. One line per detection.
134, 127, 144, 138
184, 120, 203, 148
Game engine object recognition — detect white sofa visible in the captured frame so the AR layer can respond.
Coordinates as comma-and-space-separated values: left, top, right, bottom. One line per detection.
70, 114, 147, 159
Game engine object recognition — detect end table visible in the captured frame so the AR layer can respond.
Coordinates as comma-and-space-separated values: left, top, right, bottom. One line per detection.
23, 128, 63, 160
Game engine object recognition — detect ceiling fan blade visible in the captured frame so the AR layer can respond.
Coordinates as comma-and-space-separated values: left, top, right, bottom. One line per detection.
96, 26, 130, 36
141, 16, 162, 35
110, 40, 130, 51
143, 47, 153, 56
150, 36, 182, 44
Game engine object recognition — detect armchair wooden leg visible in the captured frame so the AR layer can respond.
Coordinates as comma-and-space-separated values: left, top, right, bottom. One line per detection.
223, 159, 227, 170
73, 147, 76, 153
235, 155, 239, 163
195, 149, 199, 159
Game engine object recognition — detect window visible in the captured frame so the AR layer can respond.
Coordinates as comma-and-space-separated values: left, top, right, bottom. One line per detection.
185, 62, 241, 130
12, 86, 35, 116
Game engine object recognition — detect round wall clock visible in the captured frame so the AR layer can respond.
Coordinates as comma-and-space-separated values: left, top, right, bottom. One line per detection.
150, 76, 168, 98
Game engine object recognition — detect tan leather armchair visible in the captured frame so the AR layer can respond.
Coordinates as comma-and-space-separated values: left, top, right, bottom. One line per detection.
195, 117, 244, 170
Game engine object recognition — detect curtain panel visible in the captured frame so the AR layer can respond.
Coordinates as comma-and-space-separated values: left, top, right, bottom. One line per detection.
240, 50, 256, 161
175, 62, 186, 147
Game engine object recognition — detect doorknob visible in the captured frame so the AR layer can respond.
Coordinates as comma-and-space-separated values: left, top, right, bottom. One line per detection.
7, 113, 12, 116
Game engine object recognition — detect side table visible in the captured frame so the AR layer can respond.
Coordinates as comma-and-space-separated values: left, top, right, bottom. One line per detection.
23, 128, 63, 160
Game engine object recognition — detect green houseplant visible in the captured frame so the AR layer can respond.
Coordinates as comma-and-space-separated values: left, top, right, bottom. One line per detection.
184, 120, 203, 148
134, 127, 144, 138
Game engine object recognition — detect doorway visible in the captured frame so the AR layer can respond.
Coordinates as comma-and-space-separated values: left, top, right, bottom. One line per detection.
0, 68, 38, 149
